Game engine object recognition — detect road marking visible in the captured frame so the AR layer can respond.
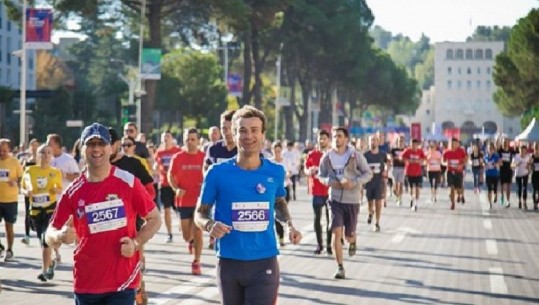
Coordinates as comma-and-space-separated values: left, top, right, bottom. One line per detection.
483, 219, 492, 230
392, 227, 421, 243
489, 267, 508, 294
485, 239, 498, 255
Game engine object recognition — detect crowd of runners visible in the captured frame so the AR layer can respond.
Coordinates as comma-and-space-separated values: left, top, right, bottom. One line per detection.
0, 105, 538, 304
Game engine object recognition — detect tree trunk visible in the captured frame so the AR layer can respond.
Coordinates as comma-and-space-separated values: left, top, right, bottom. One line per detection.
319, 81, 333, 126
284, 72, 295, 141
251, 23, 264, 109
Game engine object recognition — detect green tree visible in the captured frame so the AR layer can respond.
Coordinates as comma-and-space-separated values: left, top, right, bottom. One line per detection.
161, 50, 227, 127
493, 9, 539, 125
467, 25, 512, 43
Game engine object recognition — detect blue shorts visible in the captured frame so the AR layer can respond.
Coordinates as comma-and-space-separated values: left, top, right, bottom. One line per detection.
312, 195, 328, 207
177, 207, 196, 220
75, 289, 135, 305
0, 202, 18, 224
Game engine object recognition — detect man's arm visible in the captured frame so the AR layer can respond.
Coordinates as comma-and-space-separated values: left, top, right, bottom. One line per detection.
167, 157, 185, 197
194, 202, 231, 239
275, 197, 302, 244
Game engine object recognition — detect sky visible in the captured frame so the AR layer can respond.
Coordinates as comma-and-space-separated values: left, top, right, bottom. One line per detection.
367, 0, 538, 42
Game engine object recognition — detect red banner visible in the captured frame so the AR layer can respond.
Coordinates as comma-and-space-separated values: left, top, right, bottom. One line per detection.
26, 9, 53, 49
444, 128, 461, 140
411, 123, 421, 140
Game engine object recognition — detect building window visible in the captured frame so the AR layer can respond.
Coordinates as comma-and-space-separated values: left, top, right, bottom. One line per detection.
7, 21, 11, 32
458, 67, 462, 74
467, 80, 472, 90
475, 49, 483, 59
485, 49, 493, 59
457, 80, 462, 89
447, 80, 452, 89
447, 67, 452, 74
486, 66, 491, 74
456, 49, 464, 59
466, 49, 473, 59
467, 67, 472, 74
477, 67, 481, 74
29, 56, 34, 69
6, 37, 11, 65
477, 80, 481, 89
426, 109, 431, 115
446, 49, 454, 60
486, 80, 491, 89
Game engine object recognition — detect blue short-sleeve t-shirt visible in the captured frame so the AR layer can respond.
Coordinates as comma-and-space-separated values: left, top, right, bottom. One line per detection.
200, 158, 286, 261
484, 153, 500, 177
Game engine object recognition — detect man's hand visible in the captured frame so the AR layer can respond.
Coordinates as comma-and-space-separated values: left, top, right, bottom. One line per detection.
120, 237, 137, 258
175, 188, 186, 197
288, 227, 302, 245
209, 221, 232, 239
8, 179, 17, 187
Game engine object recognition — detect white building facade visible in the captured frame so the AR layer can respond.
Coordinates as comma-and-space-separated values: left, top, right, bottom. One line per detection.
0, 3, 36, 90
433, 41, 520, 139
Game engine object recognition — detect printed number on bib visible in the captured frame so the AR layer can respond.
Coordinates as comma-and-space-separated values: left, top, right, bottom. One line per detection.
0, 169, 9, 182
231, 202, 270, 232
369, 163, 381, 174
32, 194, 51, 207
85, 199, 127, 234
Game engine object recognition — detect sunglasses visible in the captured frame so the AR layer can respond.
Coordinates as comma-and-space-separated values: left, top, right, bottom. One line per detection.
121, 143, 134, 148
124, 129, 136, 133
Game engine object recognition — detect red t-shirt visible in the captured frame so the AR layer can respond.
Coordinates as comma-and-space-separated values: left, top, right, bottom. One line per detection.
304, 149, 329, 196
50, 166, 155, 294
169, 151, 205, 208
401, 148, 426, 177
154, 146, 182, 186
443, 148, 467, 173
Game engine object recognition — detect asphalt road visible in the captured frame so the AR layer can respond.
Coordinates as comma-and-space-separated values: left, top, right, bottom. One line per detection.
1, 177, 539, 305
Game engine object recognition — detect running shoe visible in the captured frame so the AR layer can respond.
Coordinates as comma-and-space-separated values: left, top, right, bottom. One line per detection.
348, 242, 357, 257
37, 273, 47, 282
21, 236, 30, 245
334, 267, 345, 279
412, 205, 417, 212
279, 238, 285, 247
373, 224, 380, 232
367, 214, 373, 225
0, 242, 4, 257
461, 196, 465, 204
493, 194, 497, 203
326, 247, 333, 256
165, 234, 173, 244
450, 202, 455, 210
505, 202, 511, 208
314, 246, 322, 255
2, 250, 14, 262
191, 261, 201, 275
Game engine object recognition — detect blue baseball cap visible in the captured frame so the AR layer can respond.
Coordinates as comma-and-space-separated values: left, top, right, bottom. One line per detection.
80, 123, 111, 145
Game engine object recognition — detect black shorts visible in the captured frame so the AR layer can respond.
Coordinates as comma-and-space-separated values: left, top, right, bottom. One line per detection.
329, 201, 360, 238
365, 180, 384, 201
0, 202, 18, 224
499, 168, 513, 184
217, 257, 279, 305
177, 207, 196, 220
407, 176, 422, 187
160, 186, 176, 209
31, 210, 54, 248
486, 176, 499, 192
447, 171, 463, 188
428, 171, 441, 189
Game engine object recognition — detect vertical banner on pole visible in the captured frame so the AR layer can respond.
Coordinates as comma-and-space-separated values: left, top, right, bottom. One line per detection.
25, 9, 53, 49
411, 122, 422, 140
141, 48, 162, 80
227, 73, 243, 97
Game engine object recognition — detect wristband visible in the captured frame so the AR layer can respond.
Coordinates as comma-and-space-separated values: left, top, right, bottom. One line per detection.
204, 220, 216, 232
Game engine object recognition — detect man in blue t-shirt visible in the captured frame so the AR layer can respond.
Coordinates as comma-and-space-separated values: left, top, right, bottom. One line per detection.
195, 105, 302, 305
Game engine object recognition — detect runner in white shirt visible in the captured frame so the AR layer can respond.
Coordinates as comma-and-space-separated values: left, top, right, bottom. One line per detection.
282, 141, 301, 200
512, 145, 531, 210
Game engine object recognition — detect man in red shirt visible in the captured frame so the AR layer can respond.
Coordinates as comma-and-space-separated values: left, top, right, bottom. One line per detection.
401, 139, 426, 211
154, 131, 182, 243
168, 128, 205, 275
46, 122, 161, 305
304, 129, 331, 255
443, 138, 468, 210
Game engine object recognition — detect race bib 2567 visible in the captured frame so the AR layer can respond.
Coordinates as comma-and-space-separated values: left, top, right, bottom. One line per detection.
85, 199, 127, 234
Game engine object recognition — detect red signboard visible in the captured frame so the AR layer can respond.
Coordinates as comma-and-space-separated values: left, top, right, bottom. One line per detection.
411, 123, 421, 140
26, 9, 53, 49
444, 128, 461, 140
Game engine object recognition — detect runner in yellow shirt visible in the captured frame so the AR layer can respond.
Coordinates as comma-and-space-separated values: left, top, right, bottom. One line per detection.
21, 144, 63, 281
0, 138, 24, 261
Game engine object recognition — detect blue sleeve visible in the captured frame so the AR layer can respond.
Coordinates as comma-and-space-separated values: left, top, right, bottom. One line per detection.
200, 165, 218, 206
275, 164, 286, 198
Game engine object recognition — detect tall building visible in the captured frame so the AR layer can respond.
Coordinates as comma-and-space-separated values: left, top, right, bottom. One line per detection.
433, 41, 520, 139
0, 2, 37, 141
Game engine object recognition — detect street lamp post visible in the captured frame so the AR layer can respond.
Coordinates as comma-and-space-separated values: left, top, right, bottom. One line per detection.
136, 0, 146, 130
19, 0, 28, 146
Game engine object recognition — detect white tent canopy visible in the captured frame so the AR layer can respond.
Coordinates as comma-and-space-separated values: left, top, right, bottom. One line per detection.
516, 118, 539, 142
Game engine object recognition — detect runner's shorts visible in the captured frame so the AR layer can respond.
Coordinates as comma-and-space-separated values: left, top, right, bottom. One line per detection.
447, 171, 463, 188
365, 180, 384, 201
392, 167, 405, 184
329, 200, 360, 238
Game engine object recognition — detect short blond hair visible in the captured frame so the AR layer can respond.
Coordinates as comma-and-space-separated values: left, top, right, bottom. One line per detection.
231, 105, 267, 133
